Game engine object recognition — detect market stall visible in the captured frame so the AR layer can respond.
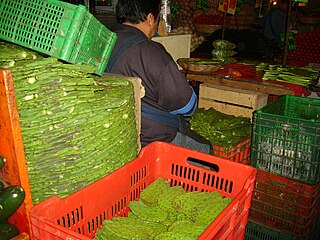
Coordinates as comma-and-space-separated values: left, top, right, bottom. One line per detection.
0, 0, 319, 239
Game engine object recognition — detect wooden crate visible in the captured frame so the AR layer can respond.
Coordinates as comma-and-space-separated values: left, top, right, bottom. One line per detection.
198, 83, 268, 120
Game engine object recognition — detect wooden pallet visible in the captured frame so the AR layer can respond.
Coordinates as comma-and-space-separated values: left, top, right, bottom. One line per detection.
198, 83, 269, 120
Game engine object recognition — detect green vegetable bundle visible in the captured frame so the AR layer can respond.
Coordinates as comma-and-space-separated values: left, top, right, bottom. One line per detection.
0, 42, 139, 204
256, 63, 319, 87
212, 40, 236, 50
211, 39, 237, 64
211, 49, 236, 58
188, 108, 252, 151
95, 177, 231, 240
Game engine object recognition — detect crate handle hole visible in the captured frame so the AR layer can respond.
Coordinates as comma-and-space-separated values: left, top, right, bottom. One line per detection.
187, 157, 219, 172
280, 123, 293, 132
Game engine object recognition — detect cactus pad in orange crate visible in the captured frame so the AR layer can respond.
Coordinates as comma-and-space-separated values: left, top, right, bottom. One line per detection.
30, 142, 257, 240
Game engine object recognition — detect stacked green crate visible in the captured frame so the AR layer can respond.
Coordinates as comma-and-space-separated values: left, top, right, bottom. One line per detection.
251, 95, 320, 185
248, 95, 320, 239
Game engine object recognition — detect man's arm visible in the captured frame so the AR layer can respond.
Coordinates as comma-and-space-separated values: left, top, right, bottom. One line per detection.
170, 88, 197, 116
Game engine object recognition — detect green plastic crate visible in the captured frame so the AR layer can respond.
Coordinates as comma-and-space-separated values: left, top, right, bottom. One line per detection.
245, 219, 320, 240
0, 0, 117, 75
251, 95, 320, 185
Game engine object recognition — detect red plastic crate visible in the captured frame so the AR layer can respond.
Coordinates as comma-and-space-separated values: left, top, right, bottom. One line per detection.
249, 170, 320, 238
213, 137, 251, 165
30, 141, 257, 240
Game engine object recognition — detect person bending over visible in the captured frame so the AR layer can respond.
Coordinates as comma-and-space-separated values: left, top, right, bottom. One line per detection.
105, 0, 212, 154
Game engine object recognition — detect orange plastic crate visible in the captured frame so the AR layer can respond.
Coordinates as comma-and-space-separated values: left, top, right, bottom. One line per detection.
30, 141, 257, 240
212, 137, 251, 165
249, 170, 320, 238
0, 69, 32, 234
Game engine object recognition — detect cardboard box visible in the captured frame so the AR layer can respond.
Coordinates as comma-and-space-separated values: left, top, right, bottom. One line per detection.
153, 34, 191, 69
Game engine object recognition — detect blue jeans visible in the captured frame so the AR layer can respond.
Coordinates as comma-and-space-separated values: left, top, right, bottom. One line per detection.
170, 131, 211, 154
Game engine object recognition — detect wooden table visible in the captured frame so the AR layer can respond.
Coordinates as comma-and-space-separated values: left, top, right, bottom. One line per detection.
187, 72, 296, 96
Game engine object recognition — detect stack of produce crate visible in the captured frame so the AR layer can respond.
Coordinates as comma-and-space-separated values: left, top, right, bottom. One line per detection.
246, 95, 320, 239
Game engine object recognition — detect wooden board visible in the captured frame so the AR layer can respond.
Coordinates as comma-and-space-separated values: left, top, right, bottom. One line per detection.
187, 73, 295, 96
103, 73, 144, 150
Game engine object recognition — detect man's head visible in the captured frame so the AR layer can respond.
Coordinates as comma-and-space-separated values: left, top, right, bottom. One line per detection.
116, 0, 161, 39
277, 0, 289, 12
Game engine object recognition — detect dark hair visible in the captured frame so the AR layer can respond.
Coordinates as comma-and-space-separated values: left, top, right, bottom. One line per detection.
116, 0, 161, 24
278, 0, 289, 4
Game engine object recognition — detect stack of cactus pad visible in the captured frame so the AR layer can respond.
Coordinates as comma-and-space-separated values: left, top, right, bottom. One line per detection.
0, 41, 139, 204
